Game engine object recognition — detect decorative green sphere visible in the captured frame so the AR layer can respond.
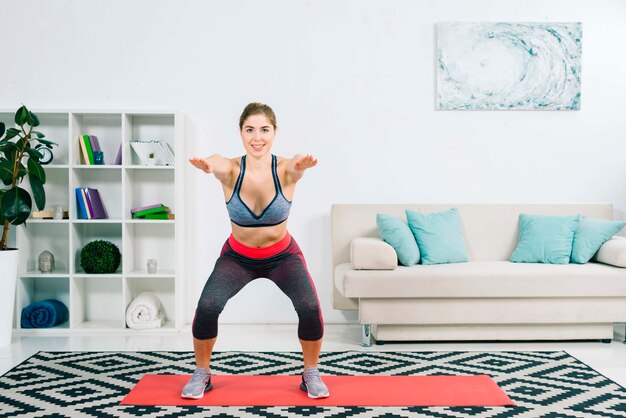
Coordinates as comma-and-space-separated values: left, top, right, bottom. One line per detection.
80, 240, 121, 274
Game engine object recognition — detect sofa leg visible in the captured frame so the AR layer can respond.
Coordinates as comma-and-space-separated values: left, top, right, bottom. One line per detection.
361, 324, 373, 347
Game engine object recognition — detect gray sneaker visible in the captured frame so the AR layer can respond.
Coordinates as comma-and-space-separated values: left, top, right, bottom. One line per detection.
181, 367, 213, 399
300, 367, 330, 398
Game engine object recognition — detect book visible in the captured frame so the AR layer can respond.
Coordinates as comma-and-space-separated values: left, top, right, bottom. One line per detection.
84, 188, 107, 219
79, 135, 90, 165
132, 205, 170, 218
157, 141, 171, 165
130, 203, 165, 214
75, 188, 88, 219
129, 141, 146, 165
80, 188, 92, 219
89, 135, 101, 152
114, 143, 122, 165
163, 141, 175, 165
129, 140, 174, 166
83, 135, 95, 165
141, 213, 175, 220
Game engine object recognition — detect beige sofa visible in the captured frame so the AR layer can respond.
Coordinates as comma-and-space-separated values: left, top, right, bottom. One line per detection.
332, 204, 626, 346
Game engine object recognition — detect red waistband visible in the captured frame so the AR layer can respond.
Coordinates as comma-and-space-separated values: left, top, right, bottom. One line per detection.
227, 233, 292, 258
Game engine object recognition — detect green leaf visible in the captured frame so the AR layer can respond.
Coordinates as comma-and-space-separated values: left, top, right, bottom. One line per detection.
0, 141, 20, 156
25, 147, 44, 162
36, 138, 57, 147
15, 105, 29, 126
29, 174, 46, 210
32, 131, 46, 139
2, 187, 31, 225
0, 159, 15, 183
27, 156, 45, 182
29, 112, 40, 127
4, 128, 20, 140
0, 122, 5, 138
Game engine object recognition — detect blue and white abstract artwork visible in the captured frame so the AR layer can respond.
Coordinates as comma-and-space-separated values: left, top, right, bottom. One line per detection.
437, 22, 582, 110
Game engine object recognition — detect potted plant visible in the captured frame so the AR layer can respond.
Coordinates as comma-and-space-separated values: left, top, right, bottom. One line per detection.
0, 105, 56, 346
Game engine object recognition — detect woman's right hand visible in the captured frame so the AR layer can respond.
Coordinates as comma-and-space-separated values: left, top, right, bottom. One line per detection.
188, 157, 213, 173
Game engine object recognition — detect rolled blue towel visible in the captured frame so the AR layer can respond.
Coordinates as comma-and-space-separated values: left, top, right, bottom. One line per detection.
21, 299, 69, 328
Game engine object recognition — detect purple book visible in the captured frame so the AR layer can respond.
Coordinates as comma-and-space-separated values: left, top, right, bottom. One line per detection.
115, 143, 122, 165
130, 203, 163, 214
89, 135, 101, 152
85, 188, 107, 219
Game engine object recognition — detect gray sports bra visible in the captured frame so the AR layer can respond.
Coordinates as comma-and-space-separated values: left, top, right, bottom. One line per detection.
226, 155, 292, 227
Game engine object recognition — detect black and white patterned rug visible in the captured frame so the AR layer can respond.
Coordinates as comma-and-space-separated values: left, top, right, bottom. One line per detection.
1, 351, 625, 417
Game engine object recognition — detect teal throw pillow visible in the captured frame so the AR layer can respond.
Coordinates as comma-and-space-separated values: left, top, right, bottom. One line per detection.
376, 213, 420, 266
571, 217, 626, 264
405, 208, 468, 265
509, 214, 580, 264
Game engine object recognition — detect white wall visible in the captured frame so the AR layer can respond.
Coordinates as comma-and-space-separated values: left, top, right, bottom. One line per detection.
2, 0, 626, 326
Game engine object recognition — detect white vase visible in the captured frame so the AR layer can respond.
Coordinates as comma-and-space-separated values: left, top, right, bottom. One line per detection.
0, 249, 18, 347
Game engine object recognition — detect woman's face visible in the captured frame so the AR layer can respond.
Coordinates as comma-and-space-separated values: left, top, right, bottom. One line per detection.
240, 113, 275, 157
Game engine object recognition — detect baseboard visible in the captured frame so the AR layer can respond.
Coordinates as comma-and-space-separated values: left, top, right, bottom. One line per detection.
373, 323, 615, 341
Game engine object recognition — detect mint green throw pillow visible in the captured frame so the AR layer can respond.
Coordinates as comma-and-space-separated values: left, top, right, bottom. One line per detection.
509, 214, 580, 264
405, 208, 468, 265
376, 213, 420, 266
571, 217, 626, 264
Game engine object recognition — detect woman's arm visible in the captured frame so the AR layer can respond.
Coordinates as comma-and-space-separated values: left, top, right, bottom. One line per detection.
188, 154, 234, 182
285, 154, 318, 185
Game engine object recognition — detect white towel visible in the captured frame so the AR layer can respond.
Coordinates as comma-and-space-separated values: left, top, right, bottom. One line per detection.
125, 291, 165, 330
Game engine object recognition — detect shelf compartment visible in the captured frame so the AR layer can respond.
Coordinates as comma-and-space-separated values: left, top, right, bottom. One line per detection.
16, 276, 70, 330
124, 113, 175, 167
71, 113, 122, 166
38, 113, 70, 165
71, 276, 124, 329
17, 222, 70, 275
22, 167, 70, 219
123, 222, 174, 274
72, 167, 122, 220
124, 276, 175, 329
72, 222, 123, 274
124, 168, 175, 220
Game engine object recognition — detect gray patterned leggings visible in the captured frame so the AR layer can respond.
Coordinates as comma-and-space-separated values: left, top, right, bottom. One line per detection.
192, 235, 324, 341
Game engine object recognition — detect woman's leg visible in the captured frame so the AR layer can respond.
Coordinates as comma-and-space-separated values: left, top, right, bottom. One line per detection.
193, 337, 217, 369
191, 254, 255, 369
267, 247, 324, 368
299, 338, 323, 369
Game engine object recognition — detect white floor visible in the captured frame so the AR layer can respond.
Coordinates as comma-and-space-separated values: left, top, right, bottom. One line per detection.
2, 324, 626, 387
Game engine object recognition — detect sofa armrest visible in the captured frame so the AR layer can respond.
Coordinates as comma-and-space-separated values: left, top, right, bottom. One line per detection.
350, 237, 397, 270
596, 236, 626, 267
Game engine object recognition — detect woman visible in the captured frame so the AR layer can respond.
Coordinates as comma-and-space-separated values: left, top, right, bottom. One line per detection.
182, 102, 329, 399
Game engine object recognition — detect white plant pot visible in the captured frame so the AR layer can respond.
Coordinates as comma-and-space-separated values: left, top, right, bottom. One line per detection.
0, 249, 18, 347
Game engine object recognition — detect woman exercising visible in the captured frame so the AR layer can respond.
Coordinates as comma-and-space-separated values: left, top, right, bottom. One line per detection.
182, 102, 329, 399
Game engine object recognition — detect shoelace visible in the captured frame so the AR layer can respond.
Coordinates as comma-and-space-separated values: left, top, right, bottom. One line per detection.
304, 368, 320, 380
190, 369, 208, 382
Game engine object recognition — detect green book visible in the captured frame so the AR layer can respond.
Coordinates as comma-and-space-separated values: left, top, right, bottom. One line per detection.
142, 213, 175, 220
132, 205, 170, 218
83, 135, 94, 165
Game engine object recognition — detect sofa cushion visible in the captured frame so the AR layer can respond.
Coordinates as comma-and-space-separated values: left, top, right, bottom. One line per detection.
405, 208, 468, 265
376, 213, 420, 266
350, 237, 397, 270
596, 237, 626, 267
334, 261, 626, 298
571, 217, 626, 264
509, 214, 580, 264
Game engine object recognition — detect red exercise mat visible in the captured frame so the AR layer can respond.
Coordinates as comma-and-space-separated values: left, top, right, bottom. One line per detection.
121, 374, 515, 407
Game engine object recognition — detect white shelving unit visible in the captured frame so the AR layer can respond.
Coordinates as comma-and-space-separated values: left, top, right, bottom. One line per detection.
2, 110, 185, 334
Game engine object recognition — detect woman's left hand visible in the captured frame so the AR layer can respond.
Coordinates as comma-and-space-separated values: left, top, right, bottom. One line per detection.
293, 154, 318, 171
